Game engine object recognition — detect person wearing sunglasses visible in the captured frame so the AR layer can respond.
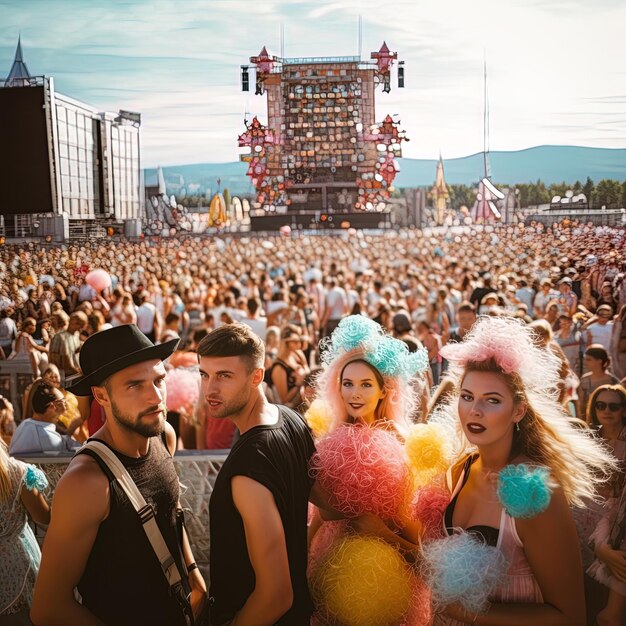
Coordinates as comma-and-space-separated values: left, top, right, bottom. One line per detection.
585, 384, 626, 626
9, 384, 80, 456
578, 345, 620, 422
268, 325, 310, 409
587, 384, 626, 462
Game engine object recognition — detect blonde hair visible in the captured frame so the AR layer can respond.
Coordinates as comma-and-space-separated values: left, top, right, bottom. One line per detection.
587, 384, 626, 428
441, 316, 617, 507
313, 347, 416, 435
0, 439, 10, 502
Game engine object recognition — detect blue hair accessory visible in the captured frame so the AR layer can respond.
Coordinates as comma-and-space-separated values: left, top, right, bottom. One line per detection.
497, 464, 552, 519
323, 315, 429, 381
421, 532, 509, 614
24, 464, 48, 493
368, 336, 429, 379
321, 315, 383, 363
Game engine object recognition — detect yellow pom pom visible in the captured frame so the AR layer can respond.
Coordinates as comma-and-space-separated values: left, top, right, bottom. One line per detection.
405, 423, 453, 486
305, 398, 333, 439
312, 536, 412, 626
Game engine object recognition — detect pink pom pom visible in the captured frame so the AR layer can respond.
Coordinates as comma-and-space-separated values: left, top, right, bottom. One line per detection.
85, 268, 111, 292
442, 340, 523, 374
308, 520, 349, 582
165, 368, 200, 415
409, 485, 450, 540
310, 425, 411, 523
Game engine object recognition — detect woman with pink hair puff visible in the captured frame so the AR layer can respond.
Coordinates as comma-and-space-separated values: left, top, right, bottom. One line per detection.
423, 316, 617, 625
306, 315, 434, 626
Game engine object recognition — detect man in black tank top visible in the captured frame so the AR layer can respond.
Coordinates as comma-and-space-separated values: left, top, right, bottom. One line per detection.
197, 324, 316, 626
31, 325, 207, 626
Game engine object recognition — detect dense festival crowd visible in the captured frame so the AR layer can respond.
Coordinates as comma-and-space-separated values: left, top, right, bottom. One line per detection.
1, 221, 626, 625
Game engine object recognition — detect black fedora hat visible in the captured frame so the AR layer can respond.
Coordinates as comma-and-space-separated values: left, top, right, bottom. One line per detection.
66, 324, 180, 396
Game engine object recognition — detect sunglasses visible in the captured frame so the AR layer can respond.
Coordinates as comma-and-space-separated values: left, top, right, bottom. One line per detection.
595, 401, 624, 412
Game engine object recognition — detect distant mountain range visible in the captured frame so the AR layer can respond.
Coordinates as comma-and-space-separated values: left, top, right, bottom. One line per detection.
144, 145, 626, 197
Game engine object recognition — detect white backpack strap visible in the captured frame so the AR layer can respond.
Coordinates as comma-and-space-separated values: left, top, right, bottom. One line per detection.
82, 440, 183, 587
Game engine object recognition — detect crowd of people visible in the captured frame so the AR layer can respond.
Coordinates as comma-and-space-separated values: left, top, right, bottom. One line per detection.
0, 221, 626, 625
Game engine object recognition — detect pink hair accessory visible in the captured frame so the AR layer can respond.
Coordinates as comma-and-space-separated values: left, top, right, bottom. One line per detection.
441, 340, 523, 374
439, 317, 563, 399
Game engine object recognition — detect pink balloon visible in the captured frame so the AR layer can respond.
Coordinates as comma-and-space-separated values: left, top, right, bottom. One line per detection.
166, 368, 200, 415
85, 269, 111, 292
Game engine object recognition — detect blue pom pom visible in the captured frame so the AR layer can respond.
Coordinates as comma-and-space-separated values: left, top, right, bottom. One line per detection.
323, 315, 428, 381
367, 336, 407, 377
421, 532, 509, 614
24, 465, 48, 493
405, 347, 430, 378
497, 464, 552, 519
322, 315, 382, 364
368, 337, 429, 380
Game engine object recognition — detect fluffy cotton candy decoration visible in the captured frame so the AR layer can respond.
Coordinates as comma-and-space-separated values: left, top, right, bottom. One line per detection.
497, 464, 553, 518
165, 367, 200, 415
421, 533, 509, 614
367, 336, 429, 381
311, 536, 412, 626
321, 315, 384, 364
305, 398, 334, 439
308, 520, 350, 582
24, 465, 48, 492
427, 401, 469, 463
321, 315, 429, 381
85, 268, 111, 292
310, 425, 411, 522
405, 577, 433, 626
405, 423, 453, 486
409, 485, 450, 540
440, 316, 562, 396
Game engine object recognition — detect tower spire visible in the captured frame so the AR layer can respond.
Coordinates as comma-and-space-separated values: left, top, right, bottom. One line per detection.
5, 36, 32, 87
431, 154, 449, 225
16, 35, 23, 62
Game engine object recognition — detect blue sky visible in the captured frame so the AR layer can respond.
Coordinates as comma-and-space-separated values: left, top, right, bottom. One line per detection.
1, 0, 625, 167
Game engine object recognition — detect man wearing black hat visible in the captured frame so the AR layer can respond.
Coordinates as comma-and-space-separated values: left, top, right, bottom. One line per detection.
31, 324, 206, 626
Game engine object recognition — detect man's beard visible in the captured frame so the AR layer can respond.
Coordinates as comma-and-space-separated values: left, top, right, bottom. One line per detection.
111, 400, 165, 438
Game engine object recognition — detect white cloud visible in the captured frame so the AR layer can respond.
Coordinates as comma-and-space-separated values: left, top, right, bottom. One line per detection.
1, 0, 624, 165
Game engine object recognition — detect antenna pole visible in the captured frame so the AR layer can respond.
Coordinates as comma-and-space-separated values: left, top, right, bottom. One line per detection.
280, 23, 285, 59
358, 15, 362, 59
483, 55, 488, 179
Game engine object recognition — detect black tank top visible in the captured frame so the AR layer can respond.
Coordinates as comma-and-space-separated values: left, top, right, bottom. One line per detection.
209, 406, 316, 625
269, 359, 298, 390
444, 455, 500, 547
76, 435, 188, 626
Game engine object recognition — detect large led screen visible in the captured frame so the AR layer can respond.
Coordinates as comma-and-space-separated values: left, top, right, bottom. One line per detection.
0, 86, 53, 215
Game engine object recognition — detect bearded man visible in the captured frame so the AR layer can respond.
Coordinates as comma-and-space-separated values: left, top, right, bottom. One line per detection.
31, 324, 206, 626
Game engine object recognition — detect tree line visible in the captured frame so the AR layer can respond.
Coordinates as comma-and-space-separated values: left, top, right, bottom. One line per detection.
174, 179, 626, 212
447, 177, 626, 211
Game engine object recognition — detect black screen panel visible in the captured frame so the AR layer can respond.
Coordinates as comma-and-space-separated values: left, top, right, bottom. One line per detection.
0, 85, 53, 215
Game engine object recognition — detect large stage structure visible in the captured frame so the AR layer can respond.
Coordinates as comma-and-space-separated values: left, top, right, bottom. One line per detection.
239, 44, 407, 230
0, 38, 142, 241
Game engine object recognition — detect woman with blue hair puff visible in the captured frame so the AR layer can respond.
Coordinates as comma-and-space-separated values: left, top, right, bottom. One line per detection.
426, 316, 617, 625
0, 436, 50, 622
306, 315, 433, 626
